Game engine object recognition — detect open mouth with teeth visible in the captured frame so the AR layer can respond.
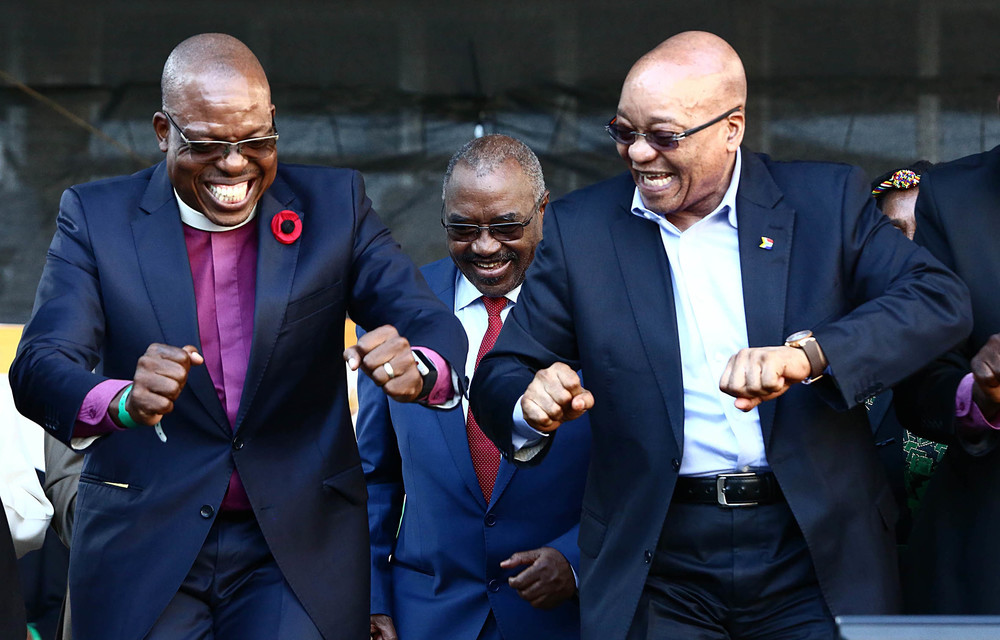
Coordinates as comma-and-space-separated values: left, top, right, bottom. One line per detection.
638, 172, 674, 189
205, 180, 255, 207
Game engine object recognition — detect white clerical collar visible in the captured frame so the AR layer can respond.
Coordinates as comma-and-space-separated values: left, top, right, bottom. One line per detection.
455, 271, 521, 312
173, 189, 258, 232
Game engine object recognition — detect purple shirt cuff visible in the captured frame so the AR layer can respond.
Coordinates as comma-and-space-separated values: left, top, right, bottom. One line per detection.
411, 347, 455, 406
74, 379, 132, 438
955, 372, 1000, 434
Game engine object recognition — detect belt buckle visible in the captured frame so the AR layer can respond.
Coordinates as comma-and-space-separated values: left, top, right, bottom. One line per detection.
716, 472, 759, 507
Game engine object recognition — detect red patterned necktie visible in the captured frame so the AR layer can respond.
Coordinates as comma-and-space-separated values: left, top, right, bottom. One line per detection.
467, 296, 507, 501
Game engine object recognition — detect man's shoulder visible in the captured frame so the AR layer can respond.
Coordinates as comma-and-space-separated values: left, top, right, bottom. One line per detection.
923, 146, 1000, 187
275, 162, 358, 190
68, 164, 160, 199
551, 171, 635, 213
419, 258, 456, 298
748, 151, 859, 186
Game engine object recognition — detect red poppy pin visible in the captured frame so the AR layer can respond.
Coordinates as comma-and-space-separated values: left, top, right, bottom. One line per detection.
271, 210, 302, 244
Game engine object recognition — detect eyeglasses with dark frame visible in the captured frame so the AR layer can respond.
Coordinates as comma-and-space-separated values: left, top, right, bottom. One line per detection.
162, 111, 279, 163
441, 214, 536, 242
605, 106, 742, 151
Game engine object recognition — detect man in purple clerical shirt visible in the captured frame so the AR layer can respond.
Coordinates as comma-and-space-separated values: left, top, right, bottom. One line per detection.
9, 33, 466, 640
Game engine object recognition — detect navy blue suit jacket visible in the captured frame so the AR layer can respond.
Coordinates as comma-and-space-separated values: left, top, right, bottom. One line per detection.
896, 145, 1000, 613
9, 162, 467, 640
471, 150, 972, 640
357, 258, 590, 640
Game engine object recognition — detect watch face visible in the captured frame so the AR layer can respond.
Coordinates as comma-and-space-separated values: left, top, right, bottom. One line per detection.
785, 330, 813, 344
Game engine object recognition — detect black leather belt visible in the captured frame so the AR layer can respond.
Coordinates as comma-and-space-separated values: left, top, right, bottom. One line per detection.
673, 472, 783, 507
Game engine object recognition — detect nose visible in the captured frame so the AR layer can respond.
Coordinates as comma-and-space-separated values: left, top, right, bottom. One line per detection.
471, 228, 501, 255
216, 144, 250, 172
628, 135, 658, 164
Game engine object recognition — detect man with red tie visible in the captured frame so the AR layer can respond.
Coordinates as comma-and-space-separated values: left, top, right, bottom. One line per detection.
358, 135, 590, 640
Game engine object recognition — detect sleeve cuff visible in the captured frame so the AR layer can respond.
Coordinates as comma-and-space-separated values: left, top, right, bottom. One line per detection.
511, 395, 549, 461
411, 347, 461, 409
955, 372, 1000, 434
73, 378, 131, 445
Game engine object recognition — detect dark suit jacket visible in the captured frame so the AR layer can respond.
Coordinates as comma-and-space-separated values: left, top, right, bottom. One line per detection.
9, 162, 467, 640
356, 258, 589, 640
895, 145, 1000, 613
1, 513, 27, 640
471, 151, 972, 640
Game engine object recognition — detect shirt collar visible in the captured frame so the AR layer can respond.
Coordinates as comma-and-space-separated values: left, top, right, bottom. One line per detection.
454, 271, 521, 312
630, 147, 742, 230
173, 189, 258, 232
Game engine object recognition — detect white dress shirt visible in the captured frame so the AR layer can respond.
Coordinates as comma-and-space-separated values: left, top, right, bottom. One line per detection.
455, 273, 520, 421
628, 149, 768, 476
512, 149, 768, 476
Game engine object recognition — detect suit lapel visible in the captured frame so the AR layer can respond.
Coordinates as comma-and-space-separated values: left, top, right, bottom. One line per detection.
425, 262, 492, 510
735, 152, 795, 446
611, 194, 686, 453
234, 176, 299, 432
133, 164, 229, 432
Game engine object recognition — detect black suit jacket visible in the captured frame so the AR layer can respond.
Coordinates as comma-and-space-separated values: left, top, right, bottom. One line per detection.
10, 162, 467, 640
472, 150, 972, 640
0, 514, 26, 640
896, 145, 1000, 613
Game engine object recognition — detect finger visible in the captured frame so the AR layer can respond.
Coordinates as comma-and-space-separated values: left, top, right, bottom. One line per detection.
567, 389, 595, 418
344, 325, 397, 370
521, 395, 562, 432
508, 561, 543, 589
182, 345, 204, 366
500, 550, 538, 569
972, 355, 1000, 388
343, 345, 362, 371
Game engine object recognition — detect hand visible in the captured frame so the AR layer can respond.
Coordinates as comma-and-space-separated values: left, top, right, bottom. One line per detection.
345, 325, 424, 403
520, 363, 594, 433
370, 614, 398, 640
502, 546, 576, 609
971, 333, 1000, 421
111, 344, 204, 427
719, 346, 811, 412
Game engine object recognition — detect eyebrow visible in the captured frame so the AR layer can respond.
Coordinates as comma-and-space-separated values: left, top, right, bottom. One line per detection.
615, 111, 685, 129
445, 212, 521, 223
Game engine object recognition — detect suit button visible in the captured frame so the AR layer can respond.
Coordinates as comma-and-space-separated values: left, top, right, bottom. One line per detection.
488, 579, 501, 593
484, 513, 497, 527
200, 505, 214, 519
644, 550, 652, 564
671, 459, 680, 471
233, 437, 244, 451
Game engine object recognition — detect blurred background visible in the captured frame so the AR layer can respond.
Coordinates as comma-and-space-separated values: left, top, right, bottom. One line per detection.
2, 0, 999, 323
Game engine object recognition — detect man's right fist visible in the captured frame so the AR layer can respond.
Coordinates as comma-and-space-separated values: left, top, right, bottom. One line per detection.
520, 362, 594, 433
111, 344, 204, 427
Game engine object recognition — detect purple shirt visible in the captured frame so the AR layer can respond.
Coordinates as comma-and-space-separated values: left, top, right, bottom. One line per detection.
955, 372, 1000, 434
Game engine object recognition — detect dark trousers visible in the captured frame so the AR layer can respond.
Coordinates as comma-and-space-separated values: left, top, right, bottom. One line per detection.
627, 500, 836, 640
144, 513, 322, 640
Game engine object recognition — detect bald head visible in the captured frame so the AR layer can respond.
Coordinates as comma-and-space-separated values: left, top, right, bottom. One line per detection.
161, 33, 269, 113
627, 31, 746, 113
614, 31, 747, 224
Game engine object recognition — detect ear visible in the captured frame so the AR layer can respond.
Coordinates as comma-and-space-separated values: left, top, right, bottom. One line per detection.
152, 112, 170, 153
725, 109, 745, 151
536, 190, 550, 223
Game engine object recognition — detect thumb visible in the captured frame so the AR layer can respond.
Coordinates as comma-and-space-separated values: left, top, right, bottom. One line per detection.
182, 345, 204, 366
501, 549, 540, 569
343, 345, 362, 371
570, 388, 595, 413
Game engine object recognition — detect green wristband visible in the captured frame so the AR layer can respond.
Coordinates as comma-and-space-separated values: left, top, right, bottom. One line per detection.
118, 384, 140, 429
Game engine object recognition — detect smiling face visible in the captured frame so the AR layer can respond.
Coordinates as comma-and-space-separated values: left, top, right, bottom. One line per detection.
154, 69, 277, 227
616, 68, 743, 227
444, 158, 546, 298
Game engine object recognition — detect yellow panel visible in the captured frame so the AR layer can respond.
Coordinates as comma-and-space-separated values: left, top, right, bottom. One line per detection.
0, 324, 23, 374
